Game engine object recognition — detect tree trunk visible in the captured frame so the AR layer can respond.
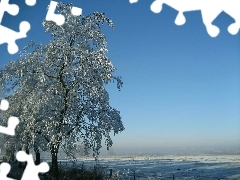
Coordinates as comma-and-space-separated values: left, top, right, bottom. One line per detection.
24, 148, 29, 167
10, 151, 14, 161
18, 148, 23, 168
25, 149, 29, 154
34, 145, 41, 165
51, 150, 59, 180
35, 151, 40, 165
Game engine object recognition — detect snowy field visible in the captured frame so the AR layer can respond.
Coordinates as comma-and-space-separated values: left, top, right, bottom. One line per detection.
55, 154, 240, 179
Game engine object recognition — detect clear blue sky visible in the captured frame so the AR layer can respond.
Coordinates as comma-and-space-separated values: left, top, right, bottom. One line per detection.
1, 0, 239, 155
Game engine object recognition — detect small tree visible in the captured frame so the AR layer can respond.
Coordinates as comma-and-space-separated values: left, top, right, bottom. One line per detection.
108, 147, 116, 156
76, 144, 91, 157
3, 141, 15, 162
0, 3, 124, 179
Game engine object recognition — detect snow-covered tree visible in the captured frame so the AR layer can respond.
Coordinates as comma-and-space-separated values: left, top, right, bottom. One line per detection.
0, 3, 124, 179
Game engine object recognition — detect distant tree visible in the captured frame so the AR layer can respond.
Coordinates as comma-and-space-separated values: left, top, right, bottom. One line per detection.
4, 142, 15, 162
76, 144, 91, 157
0, 3, 124, 179
108, 147, 116, 156
0, 131, 4, 152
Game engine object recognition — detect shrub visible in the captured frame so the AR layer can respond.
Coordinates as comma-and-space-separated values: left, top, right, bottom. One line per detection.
44, 165, 109, 180
2, 156, 8, 162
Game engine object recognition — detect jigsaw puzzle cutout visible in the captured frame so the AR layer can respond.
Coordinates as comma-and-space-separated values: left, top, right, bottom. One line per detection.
16, 151, 49, 180
129, 0, 139, 3
0, 100, 50, 179
130, 0, 240, 37
0, 99, 9, 111
46, 0, 82, 26
0, 152, 49, 180
0, 21, 30, 54
0, 163, 15, 180
0, 100, 19, 136
0, 0, 36, 54
0, 116, 19, 136
25, 0, 37, 7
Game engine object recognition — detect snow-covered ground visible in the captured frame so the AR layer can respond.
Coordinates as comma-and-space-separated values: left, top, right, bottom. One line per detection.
57, 154, 240, 179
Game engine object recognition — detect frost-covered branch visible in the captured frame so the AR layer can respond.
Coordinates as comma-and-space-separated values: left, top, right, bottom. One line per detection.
0, 5, 124, 176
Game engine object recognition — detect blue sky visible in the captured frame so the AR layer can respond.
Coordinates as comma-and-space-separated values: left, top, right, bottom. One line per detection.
0, 0, 240, 155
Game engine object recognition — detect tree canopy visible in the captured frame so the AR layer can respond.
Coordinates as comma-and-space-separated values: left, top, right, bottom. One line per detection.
0, 3, 124, 179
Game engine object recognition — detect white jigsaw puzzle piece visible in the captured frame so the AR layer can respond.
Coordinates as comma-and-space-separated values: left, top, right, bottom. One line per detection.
129, 0, 139, 4
0, 100, 49, 179
46, 0, 82, 26
0, 0, 19, 23
150, 0, 240, 37
46, 0, 65, 26
0, 99, 9, 111
0, 163, 16, 180
129, 0, 240, 37
0, 116, 19, 136
0, 21, 30, 54
0, 100, 19, 136
71, 6, 82, 16
0, 0, 33, 54
16, 151, 49, 180
25, 0, 37, 6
